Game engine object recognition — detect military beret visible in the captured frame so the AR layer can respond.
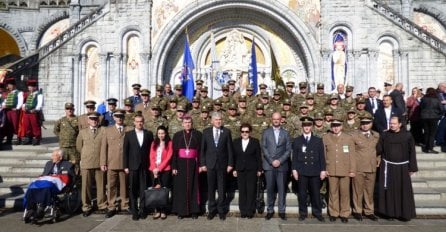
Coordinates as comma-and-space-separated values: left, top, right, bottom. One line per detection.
259, 83, 267, 89
26, 79, 38, 87
140, 89, 150, 96
65, 102, 75, 109
113, 109, 126, 117
346, 85, 354, 92
299, 82, 308, 88
300, 116, 314, 125
256, 103, 264, 110
132, 83, 141, 89
174, 84, 183, 90
106, 98, 118, 105
156, 85, 164, 91
317, 83, 324, 89
177, 105, 186, 112
228, 80, 236, 85
196, 79, 204, 85
286, 81, 295, 87
124, 98, 132, 106
87, 112, 100, 119
84, 100, 97, 107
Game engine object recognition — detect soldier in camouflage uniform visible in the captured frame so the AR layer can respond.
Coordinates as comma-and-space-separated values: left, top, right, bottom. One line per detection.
216, 84, 232, 111
259, 93, 275, 118
291, 82, 308, 111
144, 104, 168, 134
256, 84, 270, 101
164, 97, 178, 121
123, 98, 136, 128
188, 96, 202, 119
340, 85, 356, 110
199, 87, 213, 107
343, 107, 360, 134
211, 99, 226, 118
270, 89, 284, 113
285, 81, 295, 100
324, 93, 346, 119
151, 85, 168, 111
134, 89, 151, 119
237, 96, 250, 123
227, 79, 237, 98
224, 103, 241, 139
313, 83, 329, 109
281, 98, 296, 119
323, 108, 334, 129
54, 103, 79, 164
193, 106, 211, 132
174, 84, 190, 110
312, 111, 329, 138
194, 79, 204, 97
355, 97, 372, 119
245, 85, 257, 111
168, 104, 185, 136
250, 104, 269, 140
78, 100, 104, 130
305, 93, 317, 112
298, 103, 313, 118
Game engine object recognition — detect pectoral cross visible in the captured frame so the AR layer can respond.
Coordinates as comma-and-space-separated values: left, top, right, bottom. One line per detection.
185, 149, 190, 156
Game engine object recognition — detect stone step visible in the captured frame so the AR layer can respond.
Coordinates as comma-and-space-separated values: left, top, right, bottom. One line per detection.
416, 168, 446, 178
0, 165, 44, 174
0, 182, 28, 195
0, 173, 39, 183
417, 160, 446, 168
416, 152, 446, 160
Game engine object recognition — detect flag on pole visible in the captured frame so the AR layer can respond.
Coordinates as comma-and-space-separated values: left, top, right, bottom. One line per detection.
270, 43, 285, 92
248, 38, 258, 95
181, 35, 195, 102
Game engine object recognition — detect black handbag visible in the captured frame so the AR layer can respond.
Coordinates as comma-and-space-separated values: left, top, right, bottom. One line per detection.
256, 175, 265, 214
144, 179, 169, 208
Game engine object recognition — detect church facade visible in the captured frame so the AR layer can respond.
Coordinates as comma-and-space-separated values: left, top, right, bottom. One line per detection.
0, 0, 445, 120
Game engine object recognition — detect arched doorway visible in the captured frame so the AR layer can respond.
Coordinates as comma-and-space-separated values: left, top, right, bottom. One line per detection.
0, 28, 20, 82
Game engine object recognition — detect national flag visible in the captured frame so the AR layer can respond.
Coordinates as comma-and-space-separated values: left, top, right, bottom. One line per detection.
181, 35, 195, 102
248, 38, 258, 95
270, 44, 285, 92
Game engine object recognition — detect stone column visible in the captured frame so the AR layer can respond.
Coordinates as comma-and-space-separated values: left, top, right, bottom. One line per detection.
140, 52, 149, 90
368, 50, 379, 89
72, 54, 80, 113
79, 54, 88, 114
99, 53, 107, 101
321, 50, 332, 91
122, 53, 129, 101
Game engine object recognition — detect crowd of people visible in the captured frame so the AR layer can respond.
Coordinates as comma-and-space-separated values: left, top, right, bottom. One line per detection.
2, 77, 446, 222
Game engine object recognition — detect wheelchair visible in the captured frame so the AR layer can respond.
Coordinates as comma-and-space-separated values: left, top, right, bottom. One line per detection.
23, 175, 81, 224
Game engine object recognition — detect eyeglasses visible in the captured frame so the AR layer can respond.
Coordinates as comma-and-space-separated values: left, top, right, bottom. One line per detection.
241, 130, 250, 133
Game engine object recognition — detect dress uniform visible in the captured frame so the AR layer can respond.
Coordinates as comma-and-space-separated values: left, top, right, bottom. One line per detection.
103, 98, 117, 126
2, 78, 23, 144
78, 100, 104, 130
100, 109, 129, 217
128, 83, 142, 107
76, 112, 107, 215
54, 103, 79, 163
134, 89, 152, 118
322, 118, 356, 222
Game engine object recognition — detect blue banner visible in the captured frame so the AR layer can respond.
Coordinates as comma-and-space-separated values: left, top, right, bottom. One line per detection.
248, 39, 258, 95
181, 36, 195, 102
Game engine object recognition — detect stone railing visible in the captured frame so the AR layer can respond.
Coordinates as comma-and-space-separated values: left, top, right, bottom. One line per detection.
368, 0, 445, 55
5, 3, 108, 77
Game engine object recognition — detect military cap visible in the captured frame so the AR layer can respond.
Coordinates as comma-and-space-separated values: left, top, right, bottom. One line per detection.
213, 99, 222, 105
87, 112, 100, 119
384, 82, 392, 87
259, 83, 267, 89
280, 111, 287, 118
306, 93, 314, 99
174, 84, 183, 90
177, 105, 186, 112
192, 96, 200, 102
283, 98, 291, 105
356, 97, 366, 104
324, 108, 334, 115
246, 85, 254, 91
26, 79, 38, 86
201, 106, 209, 112
359, 115, 373, 123
196, 79, 204, 85
273, 89, 281, 95
347, 107, 356, 113
113, 109, 126, 117
331, 117, 344, 125
314, 111, 324, 120
156, 85, 164, 91
346, 85, 354, 92
299, 82, 308, 88
256, 103, 264, 110
357, 111, 373, 119
222, 84, 229, 91
151, 104, 161, 110
64, 102, 75, 109
228, 80, 236, 85
124, 98, 133, 106
106, 98, 118, 105
317, 83, 324, 89
300, 116, 314, 125
286, 81, 295, 87
132, 83, 141, 89
330, 93, 339, 99
5, 78, 16, 85
356, 93, 363, 97
84, 100, 97, 107
238, 95, 247, 102
228, 103, 237, 110
169, 97, 178, 103
299, 103, 309, 108
201, 86, 208, 92
140, 89, 150, 96
261, 93, 269, 99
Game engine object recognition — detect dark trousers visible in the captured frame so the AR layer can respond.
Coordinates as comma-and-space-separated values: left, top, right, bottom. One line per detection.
207, 168, 227, 215
435, 116, 446, 146
129, 169, 148, 216
298, 175, 322, 217
237, 170, 257, 216
265, 169, 288, 213
409, 120, 423, 144
423, 119, 439, 150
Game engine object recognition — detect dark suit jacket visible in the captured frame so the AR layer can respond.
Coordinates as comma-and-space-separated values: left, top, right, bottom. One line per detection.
390, 89, 406, 113
233, 137, 262, 172
200, 126, 234, 170
373, 106, 403, 133
42, 160, 75, 179
365, 97, 383, 115
292, 134, 325, 176
123, 129, 153, 171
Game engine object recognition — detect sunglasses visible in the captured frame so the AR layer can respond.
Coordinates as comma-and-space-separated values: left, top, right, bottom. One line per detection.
241, 130, 250, 133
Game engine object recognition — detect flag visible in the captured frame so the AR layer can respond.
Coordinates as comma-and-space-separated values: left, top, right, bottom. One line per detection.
248, 38, 258, 95
210, 31, 221, 98
181, 35, 195, 102
270, 44, 285, 92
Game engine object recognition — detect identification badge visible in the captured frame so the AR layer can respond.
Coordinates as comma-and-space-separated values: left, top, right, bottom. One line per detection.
302, 145, 307, 153
343, 145, 349, 153
62, 170, 68, 174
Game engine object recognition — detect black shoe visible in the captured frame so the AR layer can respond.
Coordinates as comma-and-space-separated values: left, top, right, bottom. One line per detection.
265, 212, 274, 220
340, 217, 348, 223
14, 140, 23, 145
329, 216, 337, 222
353, 213, 362, 221
427, 149, 439, 154
219, 214, 226, 221
83, 210, 92, 217
207, 212, 216, 220
240, 214, 247, 218
105, 210, 116, 218
139, 212, 147, 219
246, 214, 253, 219
315, 215, 325, 222
365, 214, 378, 221
279, 213, 286, 220
132, 214, 139, 221
32, 140, 40, 146
191, 214, 198, 219
299, 215, 306, 221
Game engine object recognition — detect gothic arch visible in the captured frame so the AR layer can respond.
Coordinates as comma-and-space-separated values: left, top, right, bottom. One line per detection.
151, 0, 319, 89
0, 23, 27, 55
328, 24, 353, 49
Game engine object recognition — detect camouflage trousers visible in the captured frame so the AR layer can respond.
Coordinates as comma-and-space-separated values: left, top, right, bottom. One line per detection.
61, 146, 80, 174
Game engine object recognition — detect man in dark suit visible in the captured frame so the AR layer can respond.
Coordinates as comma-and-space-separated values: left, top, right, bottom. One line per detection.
200, 111, 234, 221
123, 114, 154, 220
42, 149, 75, 177
390, 83, 406, 114
262, 112, 291, 220
373, 95, 403, 133
291, 117, 326, 222
365, 87, 383, 115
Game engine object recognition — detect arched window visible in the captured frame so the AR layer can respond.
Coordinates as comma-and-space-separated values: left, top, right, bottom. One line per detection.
8, 1, 17, 6
84, 44, 102, 103
19, 2, 27, 7
40, 1, 47, 6
59, 1, 66, 5
49, 1, 56, 5
0, 2, 7, 8
125, 35, 141, 94
377, 37, 399, 88
330, 29, 349, 90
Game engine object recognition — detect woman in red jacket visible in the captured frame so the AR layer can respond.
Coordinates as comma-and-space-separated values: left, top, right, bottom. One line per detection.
149, 126, 173, 219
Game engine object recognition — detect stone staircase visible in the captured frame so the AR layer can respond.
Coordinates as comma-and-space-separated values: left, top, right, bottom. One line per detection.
367, 0, 446, 56
1, 125, 446, 216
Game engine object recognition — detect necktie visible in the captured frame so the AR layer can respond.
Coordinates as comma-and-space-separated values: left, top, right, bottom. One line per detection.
305, 136, 309, 144
118, 127, 122, 133
214, 129, 220, 146
92, 128, 96, 134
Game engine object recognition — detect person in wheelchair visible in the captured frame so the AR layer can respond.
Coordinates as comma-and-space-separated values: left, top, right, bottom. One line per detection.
23, 149, 75, 223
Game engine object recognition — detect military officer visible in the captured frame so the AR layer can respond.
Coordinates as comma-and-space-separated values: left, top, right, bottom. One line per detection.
128, 83, 142, 107
216, 84, 232, 110
123, 98, 136, 128
189, 96, 202, 118
100, 109, 129, 218
174, 84, 190, 110
245, 85, 257, 111
270, 89, 283, 112
199, 86, 213, 107
285, 81, 295, 99
237, 95, 250, 122
211, 99, 226, 118
343, 107, 360, 134
193, 105, 211, 132
324, 93, 346, 119
78, 100, 103, 130
259, 93, 275, 118
134, 89, 151, 118
76, 112, 107, 216
291, 82, 308, 107
103, 98, 117, 126
312, 111, 329, 137
54, 103, 80, 174
224, 103, 241, 139
164, 97, 178, 121
227, 79, 237, 97
194, 79, 204, 97
341, 85, 356, 110
314, 83, 329, 108
305, 93, 317, 112
144, 104, 168, 134
256, 84, 269, 100
168, 104, 185, 136
151, 85, 168, 111
281, 98, 296, 119
322, 118, 356, 223
250, 104, 269, 140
